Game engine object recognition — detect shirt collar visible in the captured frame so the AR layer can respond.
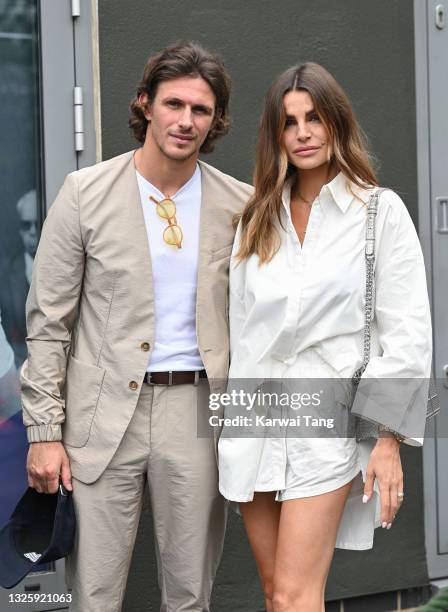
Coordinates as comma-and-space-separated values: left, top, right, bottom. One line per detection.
282, 171, 357, 214
321, 171, 356, 213
135, 163, 201, 200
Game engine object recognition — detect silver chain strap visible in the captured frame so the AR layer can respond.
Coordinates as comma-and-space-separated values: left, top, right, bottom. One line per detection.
352, 188, 386, 387
351, 187, 440, 439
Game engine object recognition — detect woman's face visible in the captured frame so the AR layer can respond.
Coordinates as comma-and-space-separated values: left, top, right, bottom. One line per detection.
282, 90, 332, 172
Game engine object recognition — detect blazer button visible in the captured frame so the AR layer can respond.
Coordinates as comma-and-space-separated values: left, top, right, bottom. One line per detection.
141, 342, 150, 352
129, 380, 138, 390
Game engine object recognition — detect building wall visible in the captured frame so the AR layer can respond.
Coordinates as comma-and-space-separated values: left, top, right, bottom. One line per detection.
99, 0, 418, 222
98, 1, 426, 609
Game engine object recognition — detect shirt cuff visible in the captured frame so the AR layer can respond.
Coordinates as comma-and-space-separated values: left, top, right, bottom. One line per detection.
402, 436, 424, 447
27, 424, 62, 443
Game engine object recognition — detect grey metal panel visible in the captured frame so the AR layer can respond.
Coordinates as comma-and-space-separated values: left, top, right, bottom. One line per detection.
414, 0, 446, 582
72, 0, 99, 168
39, 0, 77, 210
414, 0, 434, 300
40, 0, 98, 210
40, 0, 99, 209
416, 0, 448, 579
427, 0, 448, 562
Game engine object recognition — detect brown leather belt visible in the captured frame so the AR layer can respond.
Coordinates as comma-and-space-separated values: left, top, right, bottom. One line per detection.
144, 370, 207, 386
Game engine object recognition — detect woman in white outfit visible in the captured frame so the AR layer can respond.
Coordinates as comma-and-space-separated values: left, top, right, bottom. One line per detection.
218, 63, 432, 612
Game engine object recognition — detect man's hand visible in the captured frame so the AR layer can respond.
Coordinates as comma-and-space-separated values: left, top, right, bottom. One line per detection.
27, 441, 73, 494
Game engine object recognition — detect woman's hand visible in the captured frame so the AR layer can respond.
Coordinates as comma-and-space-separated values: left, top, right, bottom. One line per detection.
363, 433, 404, 529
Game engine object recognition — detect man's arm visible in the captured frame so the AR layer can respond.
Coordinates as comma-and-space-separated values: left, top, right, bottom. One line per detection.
21, 172, 85, 492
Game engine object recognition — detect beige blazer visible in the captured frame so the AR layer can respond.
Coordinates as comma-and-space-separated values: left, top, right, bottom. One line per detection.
21, 150, 253, 483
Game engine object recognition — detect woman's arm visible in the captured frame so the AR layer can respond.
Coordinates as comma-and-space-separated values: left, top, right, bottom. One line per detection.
351, 189, 432, 446
356, 190, 431, 527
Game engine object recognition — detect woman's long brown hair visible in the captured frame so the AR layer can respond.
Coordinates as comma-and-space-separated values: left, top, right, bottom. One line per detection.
237, 62, 378, 264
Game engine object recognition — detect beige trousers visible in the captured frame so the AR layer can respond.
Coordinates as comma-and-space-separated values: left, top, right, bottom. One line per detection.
66, 379, 226, 612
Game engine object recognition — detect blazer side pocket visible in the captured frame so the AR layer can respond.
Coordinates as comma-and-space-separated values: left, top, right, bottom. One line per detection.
63, 355, 106, 448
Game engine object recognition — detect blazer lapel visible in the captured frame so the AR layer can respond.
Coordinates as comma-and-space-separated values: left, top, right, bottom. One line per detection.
107, 151, 155, 330
195, 161, 216, 350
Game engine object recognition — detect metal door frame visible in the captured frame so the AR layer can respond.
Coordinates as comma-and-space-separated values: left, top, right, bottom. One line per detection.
414, 0, 448, 580
39, 0, 99, 211
0, 1, 99, 609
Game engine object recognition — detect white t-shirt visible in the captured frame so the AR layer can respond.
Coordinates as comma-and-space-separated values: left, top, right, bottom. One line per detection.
136, 165, 203, 371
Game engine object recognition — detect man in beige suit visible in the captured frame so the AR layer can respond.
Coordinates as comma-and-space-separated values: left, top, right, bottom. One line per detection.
21, 42, 252, 612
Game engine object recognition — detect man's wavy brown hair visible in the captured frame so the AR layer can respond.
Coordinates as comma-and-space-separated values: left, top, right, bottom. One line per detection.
129, 42, 231, 153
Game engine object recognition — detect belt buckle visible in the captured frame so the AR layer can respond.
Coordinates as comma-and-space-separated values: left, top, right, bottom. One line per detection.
147, 371, 173, 386
146, 372, 167, 386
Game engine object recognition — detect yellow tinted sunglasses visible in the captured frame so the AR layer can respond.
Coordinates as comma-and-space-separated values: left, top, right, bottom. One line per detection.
149, 195, 183, 249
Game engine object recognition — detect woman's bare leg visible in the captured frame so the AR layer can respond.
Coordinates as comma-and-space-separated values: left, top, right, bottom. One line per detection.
272, 478, 356, 612
240, 492, 281, 612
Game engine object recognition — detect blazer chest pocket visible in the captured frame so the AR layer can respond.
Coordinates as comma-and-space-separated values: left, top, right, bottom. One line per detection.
209, 243, 233, 263
62, 355, 106, 448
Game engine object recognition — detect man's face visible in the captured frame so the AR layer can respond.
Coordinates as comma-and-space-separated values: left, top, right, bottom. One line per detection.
140, 76, 216, 162
18, 191, 38, 258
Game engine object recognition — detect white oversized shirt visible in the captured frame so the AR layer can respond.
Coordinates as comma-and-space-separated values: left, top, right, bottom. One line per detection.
218, 172, 432, 550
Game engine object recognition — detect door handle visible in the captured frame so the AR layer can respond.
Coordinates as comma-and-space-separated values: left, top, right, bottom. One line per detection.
437, 197, 448, 233
436, 4, 445, 29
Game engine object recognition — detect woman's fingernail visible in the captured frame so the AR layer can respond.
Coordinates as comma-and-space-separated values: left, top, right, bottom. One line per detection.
362, 494, 369, 504
387, 523, 392, 530
382, 522, 387, 528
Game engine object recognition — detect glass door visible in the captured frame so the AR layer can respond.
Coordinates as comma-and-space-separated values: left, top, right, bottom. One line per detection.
0, 0, 97, 608
0, 0, 42, 525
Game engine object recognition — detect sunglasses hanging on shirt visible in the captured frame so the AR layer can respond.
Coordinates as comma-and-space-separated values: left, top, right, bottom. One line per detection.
149, 195, 183, 249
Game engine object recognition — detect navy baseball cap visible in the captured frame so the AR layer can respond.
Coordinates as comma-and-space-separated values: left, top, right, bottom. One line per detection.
0, 484, 76, 589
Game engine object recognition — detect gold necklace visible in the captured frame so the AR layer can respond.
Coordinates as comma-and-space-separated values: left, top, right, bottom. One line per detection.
291, 186, 314, 207
297, 192, 314, 206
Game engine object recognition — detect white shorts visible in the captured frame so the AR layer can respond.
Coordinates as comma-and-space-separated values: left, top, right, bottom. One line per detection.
253, 435, 362, 502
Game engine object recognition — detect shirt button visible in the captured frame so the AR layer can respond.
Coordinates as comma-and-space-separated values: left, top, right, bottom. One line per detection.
129, 381, 138, 390
141, 342, 150, 352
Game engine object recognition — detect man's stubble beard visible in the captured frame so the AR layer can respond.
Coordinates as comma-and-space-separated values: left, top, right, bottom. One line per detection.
154, 132, 201, 163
